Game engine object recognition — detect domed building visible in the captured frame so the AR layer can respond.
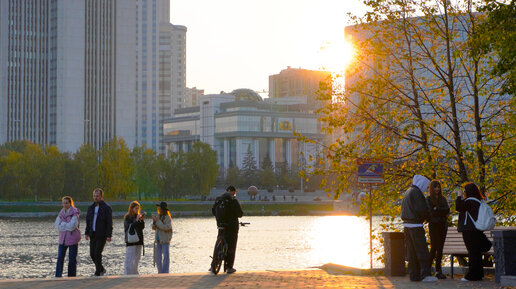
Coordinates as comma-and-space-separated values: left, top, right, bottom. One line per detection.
163, 89, 326, 173
230, 89, 263, 102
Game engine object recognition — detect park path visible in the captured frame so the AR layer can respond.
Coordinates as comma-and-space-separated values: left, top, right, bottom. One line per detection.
0, 269, 502, 289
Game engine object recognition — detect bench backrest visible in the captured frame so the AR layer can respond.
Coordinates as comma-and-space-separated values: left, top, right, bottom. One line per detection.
442, 226, 516, 255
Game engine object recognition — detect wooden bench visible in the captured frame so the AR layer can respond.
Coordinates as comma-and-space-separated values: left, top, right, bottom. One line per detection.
443, 226, 516, 278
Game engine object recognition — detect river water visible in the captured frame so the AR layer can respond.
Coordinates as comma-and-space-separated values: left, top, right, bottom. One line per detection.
0, 215, 384, 279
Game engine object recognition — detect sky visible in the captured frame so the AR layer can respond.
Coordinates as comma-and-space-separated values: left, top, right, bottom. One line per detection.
170, 0, 368, 95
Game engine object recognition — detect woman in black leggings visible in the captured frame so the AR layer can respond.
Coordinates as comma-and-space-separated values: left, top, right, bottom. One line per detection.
456, 182, 492, 281
426, 180, 449, 279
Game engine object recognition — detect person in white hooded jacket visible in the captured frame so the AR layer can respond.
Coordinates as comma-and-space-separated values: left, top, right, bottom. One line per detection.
400, 175, 436, 282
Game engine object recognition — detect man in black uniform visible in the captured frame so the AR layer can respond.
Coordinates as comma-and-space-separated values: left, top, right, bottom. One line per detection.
211, 185, 243, 274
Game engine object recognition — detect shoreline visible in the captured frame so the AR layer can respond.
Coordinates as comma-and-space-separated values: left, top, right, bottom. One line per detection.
0, 210, 357, 218
0, 200, 359, 218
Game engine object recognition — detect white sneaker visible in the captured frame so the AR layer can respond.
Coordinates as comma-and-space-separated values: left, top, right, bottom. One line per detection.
460, 278, 469, 282
422, 276, 438, 282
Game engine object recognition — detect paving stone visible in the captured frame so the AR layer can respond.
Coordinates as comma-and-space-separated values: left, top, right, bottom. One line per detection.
0, 269, 502, 289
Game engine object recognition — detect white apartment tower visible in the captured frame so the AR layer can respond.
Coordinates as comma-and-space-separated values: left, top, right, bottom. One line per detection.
135, 0, 161, 151
157, 0, 186, 153
0, 0, 136, 151
170, 24, 187, 111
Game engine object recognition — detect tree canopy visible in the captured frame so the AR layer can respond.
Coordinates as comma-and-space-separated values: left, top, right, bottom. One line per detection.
0, 139, 219, 201
310, 0, 514, 222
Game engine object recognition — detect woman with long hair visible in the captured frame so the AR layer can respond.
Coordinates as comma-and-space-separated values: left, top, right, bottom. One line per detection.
152, 202, 173, 273
426, 180, 449, 279
55, 196, 81, 277
124, 201, 145, 275
456, 182, 492, 281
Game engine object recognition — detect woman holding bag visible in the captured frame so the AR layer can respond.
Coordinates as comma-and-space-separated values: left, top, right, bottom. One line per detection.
124, 201, 145, 275
456, 182, 492, 281
55, 196, 81, 277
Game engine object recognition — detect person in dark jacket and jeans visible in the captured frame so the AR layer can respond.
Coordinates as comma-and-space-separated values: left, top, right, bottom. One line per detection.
211, 185, 243, 274
124, 201, 145, 275
426, 180, 450, 279
456, 182, 492, 282
85, 188, 113, 276
401, 175, 437, 282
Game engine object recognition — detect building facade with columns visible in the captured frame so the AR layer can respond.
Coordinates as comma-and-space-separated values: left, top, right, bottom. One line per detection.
163, 89, 325, 171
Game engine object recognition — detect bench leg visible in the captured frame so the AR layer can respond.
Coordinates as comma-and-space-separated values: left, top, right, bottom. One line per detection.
450, 255, 454, 279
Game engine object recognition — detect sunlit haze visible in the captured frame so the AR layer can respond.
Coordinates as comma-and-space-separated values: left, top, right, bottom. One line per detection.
310, 216, 371, 268
170, 0, 366, 94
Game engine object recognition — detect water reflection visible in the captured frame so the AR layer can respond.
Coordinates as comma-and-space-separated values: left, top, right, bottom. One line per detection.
309, 216, 370, 268
0, 215, 382, 279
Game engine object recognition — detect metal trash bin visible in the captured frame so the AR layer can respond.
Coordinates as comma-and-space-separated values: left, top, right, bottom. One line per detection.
382, 232, 406, 276
492, 230, 516, 283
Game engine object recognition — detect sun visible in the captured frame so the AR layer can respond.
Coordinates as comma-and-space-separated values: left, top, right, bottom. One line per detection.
317, 38, 356, 75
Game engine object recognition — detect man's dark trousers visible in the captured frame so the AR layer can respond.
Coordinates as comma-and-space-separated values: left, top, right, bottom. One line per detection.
224, 228, 238, 269
404, 226, 431, 281
89, 232, 107, 276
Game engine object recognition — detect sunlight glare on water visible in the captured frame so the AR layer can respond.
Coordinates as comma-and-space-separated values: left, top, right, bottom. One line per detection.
0, 216, 381, 279
308, 216, 370, 269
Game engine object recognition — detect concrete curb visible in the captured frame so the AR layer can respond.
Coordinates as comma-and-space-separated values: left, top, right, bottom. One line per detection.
319, 263, 384, 276
501, 275, 516, 287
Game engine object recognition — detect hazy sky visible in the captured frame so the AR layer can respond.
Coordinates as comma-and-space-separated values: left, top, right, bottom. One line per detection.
170, 0, 368, 95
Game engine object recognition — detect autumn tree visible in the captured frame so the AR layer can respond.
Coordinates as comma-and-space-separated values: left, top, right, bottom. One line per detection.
184, 142, 218, 196
132, 145, 159, 199
476, 0, 516, 95
71, 143, 100, 200
225, 161, 243, 188
99, 137, 134, 199
39, 146, 66, 201
311, 0, 513, 220
156, 151, 190, 199
0, 150, 24, 200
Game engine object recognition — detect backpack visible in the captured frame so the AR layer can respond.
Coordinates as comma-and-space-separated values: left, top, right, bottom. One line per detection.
214, 197, 231, 223
464, 197, 496, 231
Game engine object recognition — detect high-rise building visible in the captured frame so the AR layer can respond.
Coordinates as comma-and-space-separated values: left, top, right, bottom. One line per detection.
1, 0, 186, 154
185, 87, 204, 107
268, 66, 331, 105
0, 0, 136, 152
156, 0, 187, 153
135, 0, 161, 151
170, 24, 187, 111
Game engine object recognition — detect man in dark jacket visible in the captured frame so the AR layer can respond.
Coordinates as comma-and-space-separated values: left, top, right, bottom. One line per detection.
401, 175, 437, 282
85, 188, 113, 276
211, 185, 243, 274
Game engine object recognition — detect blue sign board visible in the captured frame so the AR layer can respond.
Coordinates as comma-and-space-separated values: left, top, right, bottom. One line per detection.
357, 159, 384, 184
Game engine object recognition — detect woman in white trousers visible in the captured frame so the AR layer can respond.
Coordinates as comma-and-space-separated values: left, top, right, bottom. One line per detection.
124, 201, 145, 275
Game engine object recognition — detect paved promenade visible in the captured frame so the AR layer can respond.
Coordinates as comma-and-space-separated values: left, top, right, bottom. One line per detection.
0, 269, 503, 289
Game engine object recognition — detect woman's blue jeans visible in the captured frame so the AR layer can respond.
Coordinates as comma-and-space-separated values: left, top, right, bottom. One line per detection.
155, 243, 170, 273
56, 244, 78, 277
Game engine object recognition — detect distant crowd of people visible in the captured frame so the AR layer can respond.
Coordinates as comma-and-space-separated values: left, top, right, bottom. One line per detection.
55, 186, 242, 278
401, 175, 493, 282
